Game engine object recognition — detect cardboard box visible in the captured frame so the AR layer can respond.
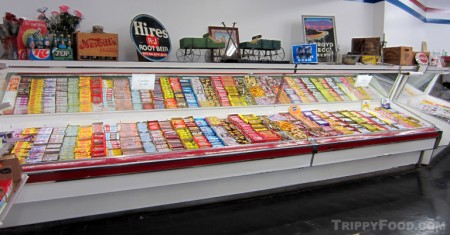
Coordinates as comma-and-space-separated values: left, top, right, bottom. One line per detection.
0, 158, 22, 188
73, 32, 119, 61
383, 46, 413, 65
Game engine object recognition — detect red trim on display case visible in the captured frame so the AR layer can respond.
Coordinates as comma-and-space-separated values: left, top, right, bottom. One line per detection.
22, 128, 440, 183
23, 140, 313, 183
315, 127, 439, 152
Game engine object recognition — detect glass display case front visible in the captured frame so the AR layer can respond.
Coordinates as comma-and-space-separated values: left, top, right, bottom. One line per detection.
0, 64, 440, 183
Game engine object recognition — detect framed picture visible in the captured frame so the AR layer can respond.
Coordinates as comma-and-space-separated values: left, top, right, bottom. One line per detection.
208, 26, 240, 59
302, 15, 337, 62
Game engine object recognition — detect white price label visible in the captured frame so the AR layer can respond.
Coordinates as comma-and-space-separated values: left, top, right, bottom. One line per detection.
131, 74, 155, 90
354, 75, 373, 87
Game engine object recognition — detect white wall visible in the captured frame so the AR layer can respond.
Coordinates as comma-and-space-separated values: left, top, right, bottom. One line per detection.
1, 0, 448, 61
1, 0, 378, 62
383, 1, 450, 53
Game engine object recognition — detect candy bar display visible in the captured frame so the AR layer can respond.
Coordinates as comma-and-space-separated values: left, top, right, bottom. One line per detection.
2, 75, 377, 115
8, 106, 429, 164
419, 100, 450, 122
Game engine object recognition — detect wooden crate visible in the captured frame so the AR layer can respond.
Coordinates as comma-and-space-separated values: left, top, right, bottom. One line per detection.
73, 32, 119, 61
383, 46, 413, 65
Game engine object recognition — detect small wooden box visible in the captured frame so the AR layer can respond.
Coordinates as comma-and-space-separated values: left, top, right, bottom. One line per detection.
383, 46, 413, 65
73, 32, 119, 61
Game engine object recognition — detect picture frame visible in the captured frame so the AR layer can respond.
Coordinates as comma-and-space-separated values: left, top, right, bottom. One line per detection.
208, 26, 240, 59
302, 15, 337, 62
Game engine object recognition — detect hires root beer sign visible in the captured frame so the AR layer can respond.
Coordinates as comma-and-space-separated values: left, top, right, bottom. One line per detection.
75, 32, 119, 60
130, 14, 171, 62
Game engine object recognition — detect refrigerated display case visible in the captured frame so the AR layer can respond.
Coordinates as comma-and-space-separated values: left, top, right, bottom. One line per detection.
394, 66, 450, 164
0, 61, 441, 228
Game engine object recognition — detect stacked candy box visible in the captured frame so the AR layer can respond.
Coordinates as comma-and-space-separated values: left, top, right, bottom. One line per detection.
259, 115, 293, 141
43, 127, 66, 161
42, 78, 56, 113
90, 77, 103, 112
180, 78, 199, 108
91, 122, 106, 157
140, 90, 154, 110
257, 76, 281, 104
239, 114, 281, 142
268, 115, 309, 140
220, 76, 248, 107
205, 116, 239, 146
67, 78, 80, 112
284, 77, 311, 103
28, 78, 44, 114
308, 77, 339, 102
169, 77, 188, 108
119, 123, 144, 155
147, 120, 170, 152
339, 77, 372, 100
102, 79, 115, 111
291, 77, 318, 103
234, 76, 257, 105
131, 90, 142, 110
182, 116, 211, 148
160, 120, 184, 151
114, 78, 133, 111
190, 77, 209, 107
319, 111, 356, 135
324, 77, 351, 101
228, 114, 265, 143
152, 80, 165, 109
137, 122, 157, 153
366, 107, 425, 129
420, 100, 450, 121
11, 141, 32, 164
332, 77, 358, 101
171, 117, 198, 149
194, 117, 225, 147
56, 78, 69, 113
200, 77, 221, 107
159, 77, 178, 109
159, 77, 177, 109
14, 77, 30, 115
79, 77, 93, 113
211, 76, 231, 106
60, 125, 78, 160
244, 76, 268, 105
74, 125, 92, 159
105, 123, 122, 156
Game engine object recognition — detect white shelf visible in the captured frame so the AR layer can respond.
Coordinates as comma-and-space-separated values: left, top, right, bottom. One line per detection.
0, 60, 415, 74
0, 174, 28, 227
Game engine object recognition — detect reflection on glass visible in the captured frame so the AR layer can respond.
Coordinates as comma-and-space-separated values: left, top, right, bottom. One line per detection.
369, 73, 398, 98
429, 74, 450, 102
397, 73, 450, 122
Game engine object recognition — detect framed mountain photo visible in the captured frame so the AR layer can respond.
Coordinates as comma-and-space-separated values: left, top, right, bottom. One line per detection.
302, 15, 337, 62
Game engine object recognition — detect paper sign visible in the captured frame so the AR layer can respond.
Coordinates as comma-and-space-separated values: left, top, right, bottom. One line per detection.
131, 74, 155, 90
354, 75, 373, 87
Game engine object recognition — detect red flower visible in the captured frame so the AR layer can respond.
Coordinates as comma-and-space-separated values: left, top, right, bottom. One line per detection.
51, 11, 60, 16
59, 5, 70, 13
74, 10, 83, 19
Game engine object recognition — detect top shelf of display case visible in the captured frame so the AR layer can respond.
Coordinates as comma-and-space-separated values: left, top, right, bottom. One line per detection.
0, 60, 417, 74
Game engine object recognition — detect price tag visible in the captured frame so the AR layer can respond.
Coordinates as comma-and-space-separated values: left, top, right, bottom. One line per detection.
131, 74, 155, 90
354, 75, 373, 87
